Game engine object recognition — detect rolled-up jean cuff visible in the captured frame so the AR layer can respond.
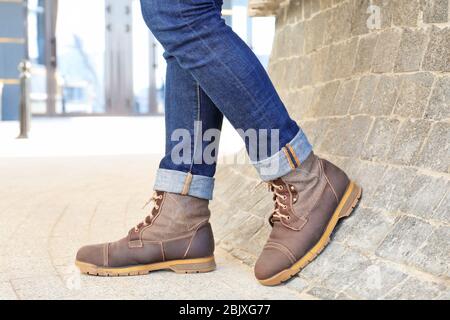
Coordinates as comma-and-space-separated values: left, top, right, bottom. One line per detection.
252, 128, 313, 182
154, 169, 215, 200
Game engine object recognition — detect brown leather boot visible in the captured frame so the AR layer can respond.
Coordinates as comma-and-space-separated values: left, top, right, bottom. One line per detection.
75, 192, 216, 276
255, 153, 362, 286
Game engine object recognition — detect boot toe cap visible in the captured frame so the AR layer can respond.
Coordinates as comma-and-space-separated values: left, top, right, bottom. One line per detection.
76, 244, 106, 267
254, 247, 293, 281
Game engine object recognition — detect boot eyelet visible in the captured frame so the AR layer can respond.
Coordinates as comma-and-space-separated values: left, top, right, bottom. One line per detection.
283, 196, 287, 200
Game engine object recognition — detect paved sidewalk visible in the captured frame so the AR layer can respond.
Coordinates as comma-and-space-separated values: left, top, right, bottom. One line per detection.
0, 156, 307, 300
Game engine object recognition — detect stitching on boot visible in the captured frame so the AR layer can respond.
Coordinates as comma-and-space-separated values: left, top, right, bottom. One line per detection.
160, 242, 166, 262
128, 240, 143, 248
183, 221, 209, 258
103, 243, 109, 267
265, 241, 296, 263
321, 160, 339, 204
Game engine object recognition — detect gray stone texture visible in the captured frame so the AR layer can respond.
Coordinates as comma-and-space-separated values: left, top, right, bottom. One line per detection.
422, 0, 449, 23
423, 26, 450, 72
213, 0, 450, 299
372, 29, 403, 73
395, 28, 429, 72
425, 76, 450, 120
394, 72, 435, 118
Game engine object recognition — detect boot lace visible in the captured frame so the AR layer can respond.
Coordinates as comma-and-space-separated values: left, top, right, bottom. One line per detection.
268, 182, 290, 222
134, 192, 163, 232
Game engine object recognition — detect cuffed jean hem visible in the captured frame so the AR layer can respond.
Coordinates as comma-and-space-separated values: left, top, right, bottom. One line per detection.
253, 128, 313, 182
154, 169, 215, 200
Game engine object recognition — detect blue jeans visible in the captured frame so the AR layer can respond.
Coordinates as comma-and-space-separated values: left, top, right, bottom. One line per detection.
141, 0, 313, 200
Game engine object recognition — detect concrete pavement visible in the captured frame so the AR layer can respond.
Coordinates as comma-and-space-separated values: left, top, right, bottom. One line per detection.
0, 155, 309, 300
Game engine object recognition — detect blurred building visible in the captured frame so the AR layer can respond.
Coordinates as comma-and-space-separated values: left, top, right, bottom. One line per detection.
0, 0, 275, 121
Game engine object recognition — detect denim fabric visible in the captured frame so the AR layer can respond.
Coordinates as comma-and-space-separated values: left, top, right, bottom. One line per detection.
143, 0, 313, 200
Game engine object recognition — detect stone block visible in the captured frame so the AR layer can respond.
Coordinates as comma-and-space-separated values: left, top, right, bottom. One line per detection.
372, 28, 403, 73
425, 76, 450, 120
300, 118, 331, 149
392, 0, 420, 27
376, 216, 434, 264
352, 161, 387, 200
422, 0, 449, 23
305, 12, 327, 53
416, 122, 450, 173
368, 166, 416, 211
387, 119, 431, 165
221, 214, 264, 249
310, 81, 341, 116
320, 0, 334, 10
311, 0, 321, 14
324, 2, 352, 45
311, 46, 330, 83
332, 79, 358, 116
303, 0, 313, 19
334, 38, 358, 79
323, 44, 340, 81
361, 117, 400, 161
384, 276, 446, 300
367, 75, 401, 116
393, 72, 434, 118
349, 75, 379, 114
353, 33, 378, 74
433, 189, 450, 222
286, 276, 310, 292
295, 55, 313, 88
344, 262, 408, 299
319, 247, 371, 291
321, 116, 373, 157
289, 87, 315, 120
286, 0, 303, 24
395, 28, 429, 72
400, 174, 448, 220
423, 26, 450, 72
307, 287, 339, 299
407, 226, 450, 277
333, 207, 397, 252
350, 0, 371, 36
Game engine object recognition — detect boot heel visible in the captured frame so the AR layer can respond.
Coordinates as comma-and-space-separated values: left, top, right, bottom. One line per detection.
169, 256, 216, 274
338, 181, 362, 219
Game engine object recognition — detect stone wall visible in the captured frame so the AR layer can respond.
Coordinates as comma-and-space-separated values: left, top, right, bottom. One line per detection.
212, 0, 450, 299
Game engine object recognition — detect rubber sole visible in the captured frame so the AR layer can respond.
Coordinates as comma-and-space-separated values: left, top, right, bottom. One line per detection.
258, 181, 362, 287
75, 256, 216, 277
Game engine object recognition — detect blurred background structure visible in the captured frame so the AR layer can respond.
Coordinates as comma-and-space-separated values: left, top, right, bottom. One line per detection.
0, 0, 275, 120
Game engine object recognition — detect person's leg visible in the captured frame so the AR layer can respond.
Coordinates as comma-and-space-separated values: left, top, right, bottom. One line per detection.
155, 53, 224, 200
140, 0, 362, 287
75, 6, 226, 277
75, 57, 222, 276
140, 0, 312, 181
